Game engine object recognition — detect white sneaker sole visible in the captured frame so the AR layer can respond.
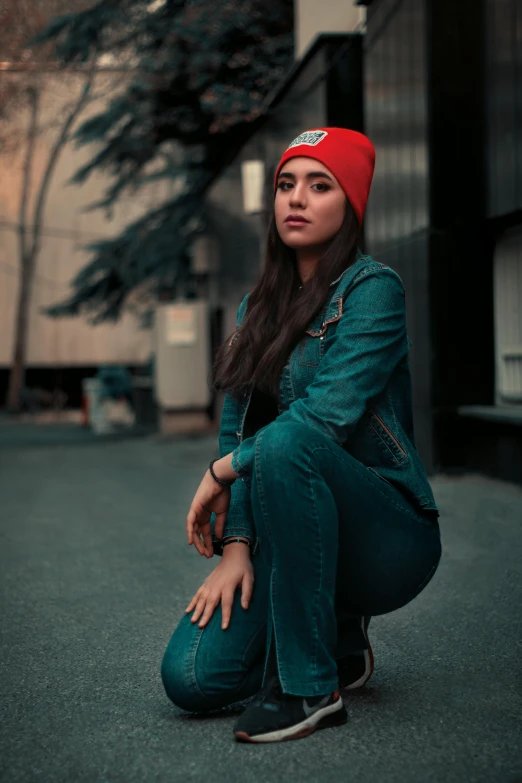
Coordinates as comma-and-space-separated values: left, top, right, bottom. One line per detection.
234, 695, 347, 743
342, 647, 374, 690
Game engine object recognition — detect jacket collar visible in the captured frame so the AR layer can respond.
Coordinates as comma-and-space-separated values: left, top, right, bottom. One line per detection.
328, 248, 365, 287
302, 251, 371, 336
298, 250, 368, 293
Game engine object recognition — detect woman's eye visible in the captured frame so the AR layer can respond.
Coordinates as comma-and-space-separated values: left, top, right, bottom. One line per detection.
277, 181, 330, 192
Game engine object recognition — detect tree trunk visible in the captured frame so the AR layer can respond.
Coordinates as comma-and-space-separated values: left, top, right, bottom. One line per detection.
6, 256, 35, 412
6, 85, 39, 413
5, 66, 95, 412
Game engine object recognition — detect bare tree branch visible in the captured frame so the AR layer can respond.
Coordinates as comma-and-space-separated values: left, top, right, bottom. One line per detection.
30, 53, 97, 261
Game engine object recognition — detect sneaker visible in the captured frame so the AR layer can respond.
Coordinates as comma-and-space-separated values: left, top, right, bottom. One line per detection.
233, 674, 347, 743
336, 616, 374, 690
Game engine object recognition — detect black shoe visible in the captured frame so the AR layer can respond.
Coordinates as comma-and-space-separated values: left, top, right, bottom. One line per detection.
233, 674, 347, 743
336, 616, 374, 690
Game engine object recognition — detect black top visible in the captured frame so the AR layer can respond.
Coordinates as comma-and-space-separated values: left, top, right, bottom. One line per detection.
251, 384, 279, 419
243, 384, 279, 440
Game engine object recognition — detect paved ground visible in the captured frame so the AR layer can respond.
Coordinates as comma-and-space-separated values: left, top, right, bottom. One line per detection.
1, 424, 521, 783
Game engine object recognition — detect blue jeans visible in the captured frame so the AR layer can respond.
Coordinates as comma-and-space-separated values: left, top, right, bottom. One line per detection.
161, 422, 441, 712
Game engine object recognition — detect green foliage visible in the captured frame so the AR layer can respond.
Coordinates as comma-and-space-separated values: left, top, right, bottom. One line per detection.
35, 0, 294, 321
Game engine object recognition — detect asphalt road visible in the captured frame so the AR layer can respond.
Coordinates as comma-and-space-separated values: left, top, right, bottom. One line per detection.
1, 426, 521, 783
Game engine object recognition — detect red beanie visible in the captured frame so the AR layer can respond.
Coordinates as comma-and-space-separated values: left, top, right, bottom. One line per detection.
273, 128, 376, 225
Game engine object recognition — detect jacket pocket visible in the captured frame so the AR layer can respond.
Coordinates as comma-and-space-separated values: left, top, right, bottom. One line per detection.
297, 308, 341, 367
297, 332, 323, 367
367, 408, 409, 465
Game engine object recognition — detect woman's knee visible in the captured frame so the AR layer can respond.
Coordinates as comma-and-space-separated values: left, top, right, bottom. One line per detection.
160, 611, 264, 713
160, 623, 215, 713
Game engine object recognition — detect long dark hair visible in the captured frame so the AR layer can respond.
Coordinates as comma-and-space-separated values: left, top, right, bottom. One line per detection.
210, 198, 360, 404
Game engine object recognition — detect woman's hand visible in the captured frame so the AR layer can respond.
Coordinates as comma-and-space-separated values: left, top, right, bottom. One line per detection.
185, 545, 254, 630
186, 469, 231, 558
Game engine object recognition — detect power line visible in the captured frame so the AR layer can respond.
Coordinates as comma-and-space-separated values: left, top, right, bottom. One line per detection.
0, 219, 108, 242
0, 259, 70, 290
0, 62, 137, 73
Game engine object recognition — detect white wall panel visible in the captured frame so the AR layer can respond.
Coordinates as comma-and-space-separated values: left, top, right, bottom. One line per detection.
295, 0, 364, 58
0, 70, 172, 367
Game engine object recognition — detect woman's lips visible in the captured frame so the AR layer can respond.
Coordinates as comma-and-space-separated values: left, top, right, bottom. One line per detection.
284, 218, 310, 227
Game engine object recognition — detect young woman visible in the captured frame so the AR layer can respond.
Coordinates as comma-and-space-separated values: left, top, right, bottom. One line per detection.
161, 127, 441, 743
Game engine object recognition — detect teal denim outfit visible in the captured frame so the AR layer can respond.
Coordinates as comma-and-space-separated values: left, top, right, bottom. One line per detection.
215, 251, 438, 548
161, 252, 441, 711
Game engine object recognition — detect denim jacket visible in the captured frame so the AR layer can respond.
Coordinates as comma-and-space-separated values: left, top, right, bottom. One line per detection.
212, 251, 439, 555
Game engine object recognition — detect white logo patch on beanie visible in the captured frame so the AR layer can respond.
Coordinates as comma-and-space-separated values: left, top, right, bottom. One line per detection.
286, 130, 328, 149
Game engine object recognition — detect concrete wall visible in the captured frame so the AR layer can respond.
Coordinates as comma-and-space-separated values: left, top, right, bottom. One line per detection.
0, 70, 166, 368
295, 0, 365, 57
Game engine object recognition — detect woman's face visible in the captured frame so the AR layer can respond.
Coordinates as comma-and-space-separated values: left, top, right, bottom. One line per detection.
274, 157, 346, 251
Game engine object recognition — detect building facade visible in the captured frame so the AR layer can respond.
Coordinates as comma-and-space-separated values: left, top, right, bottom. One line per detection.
360, 0, 522, 482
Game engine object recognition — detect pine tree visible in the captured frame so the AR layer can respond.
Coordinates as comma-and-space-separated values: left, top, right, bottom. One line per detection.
36, 0, 294, 322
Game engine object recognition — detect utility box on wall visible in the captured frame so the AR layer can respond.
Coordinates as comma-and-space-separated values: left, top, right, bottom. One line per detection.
154, 300, 213, 432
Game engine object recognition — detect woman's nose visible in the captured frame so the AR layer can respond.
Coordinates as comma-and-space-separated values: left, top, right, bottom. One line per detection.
289, 185, 306, 206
